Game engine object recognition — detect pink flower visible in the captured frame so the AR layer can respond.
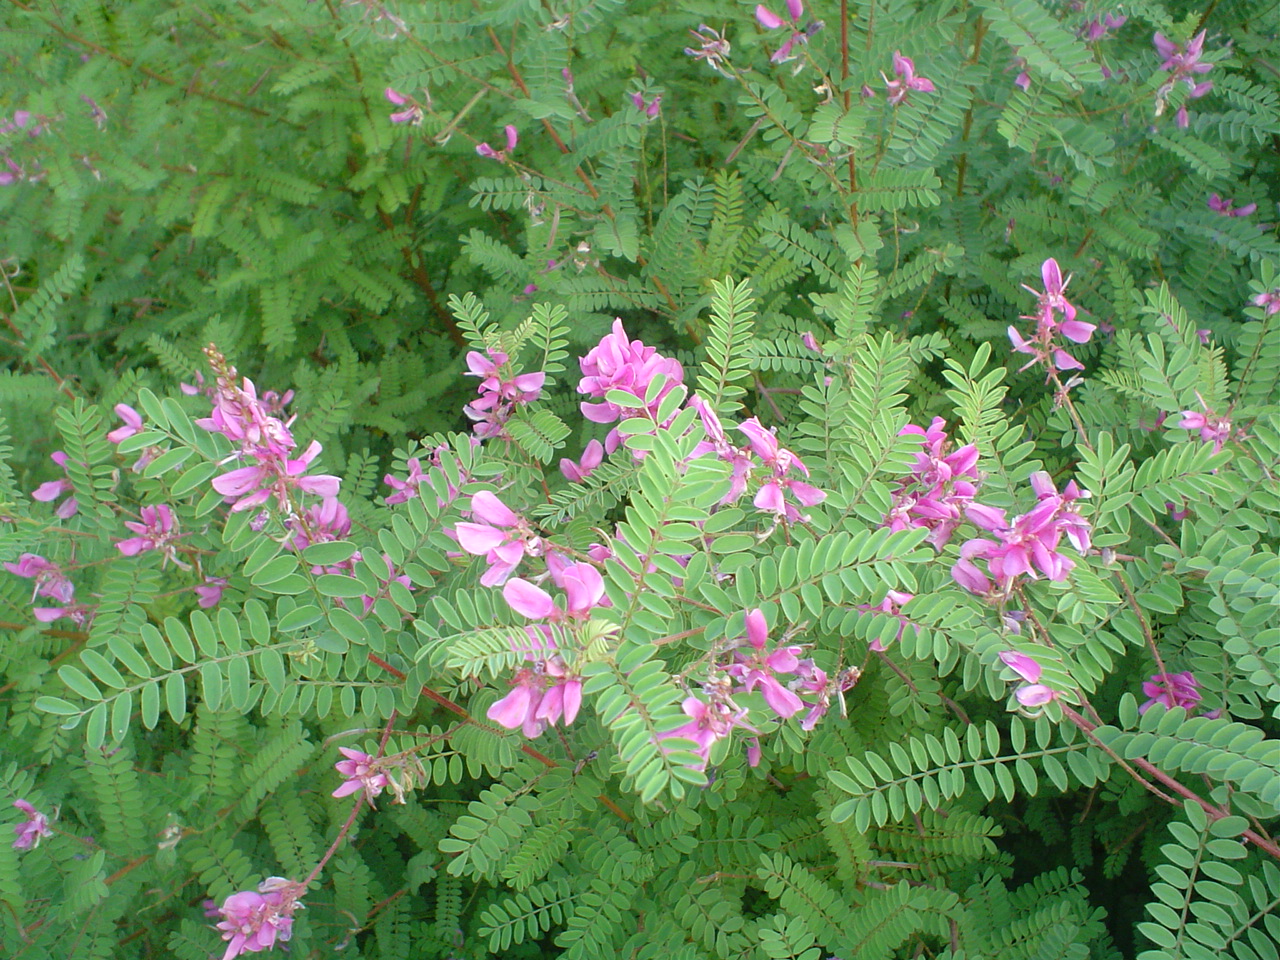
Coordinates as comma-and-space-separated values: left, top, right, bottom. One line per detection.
332, 748, 391, 804
32, 451, 78, 519
385, 87, 424, 125
12, 799, 52, 851
116, 504, 182, 564
1175, 403, 1234, 454
462, 348, 545, 438
998, 650, 1041, 684
884, 52, 935, 105
195, 576, 230, 609
860, 590, 915, 651
1251, 289, 1280, 316
1153, 31, 1214, 126
486, 628, 583, 738
1015, 684, 1057, 707
560, 439, 605, 483
503, 562, 606, 621
211, 440, 340, 513
883, 418, 981, 548
755, 0, 816, 65
1139, 671, 1202, 713
476, 124, 518, 160
577, 319, 684, 427
658, 696, 747, 771
724, 609, 805, 719
629, 91, 662, 117
214, 878, 304, 960
1009, 258, 1095, 373
454, 490, 544, 587
106, 403, 144, 443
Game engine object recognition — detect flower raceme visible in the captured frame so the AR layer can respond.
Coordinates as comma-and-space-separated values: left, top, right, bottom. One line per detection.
755, 0, 817, 65
454, 490, 543, 587
1008, 258, 1095, 373
883, 417, 981, 549
462, 348, 545, 439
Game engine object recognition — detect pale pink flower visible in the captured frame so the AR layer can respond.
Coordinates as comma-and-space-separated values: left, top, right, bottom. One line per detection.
454, 490, 541, 586
1251, 289, 1280, 315
1015, 684, 1057, 707
755, 0, 816, 65
106, 403, 144, 443
12, 799, 52, 850
560, 439, 605, 483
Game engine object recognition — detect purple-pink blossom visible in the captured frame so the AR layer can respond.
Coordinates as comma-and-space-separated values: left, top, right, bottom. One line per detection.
486, 626, 584, 738
462, 349, 545, 438
1208, 194, 1257, 218
560, 439, 605, 483
738, 418, 826, 523
195, 576, 230, 609
657, 696, 748, 772
1153, 31, 1213, 127
1251, 289, 1280, 316
384, 87, 424, 125
860, 590, 915, 652
1175, 402, 1235, 454
629, 91, 662, 118
5, 553, 75, 606
882, 418, 980, 549
883, 52, 935, 105
12, 799, 52, 851
211, 440, 340, 513
724, 609, 805, 719
578, 319, 685, 432
214, 878, 305, 960
952, 471, 1091, 597
332, 748, 391, 804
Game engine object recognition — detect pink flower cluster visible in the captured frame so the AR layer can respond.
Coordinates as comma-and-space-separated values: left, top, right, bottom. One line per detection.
476, 125, 518, 161
578, 319, 685, 439
999, 650, 1058, 708
4, 553, 83, 623
883, 418, 981, 548
195, 347, 340, 515
738, 419, 827, 522
31, 451, 78, 518
214, 877, 305, 960
117, 504, 186, 568
860, 590, 915, 652
883, 52, 935, 105
462, 348, 545, 439
1009, 258, 1096, 373
1081, 13, 1126, 41
12, 799, 52, 850
1175, 403, 1235, 454
952, 471, 1091, 598
1153, 31, 1213, 128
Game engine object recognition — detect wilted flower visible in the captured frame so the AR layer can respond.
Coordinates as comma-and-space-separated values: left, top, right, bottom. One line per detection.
476, 124, 518, 160
332, 748, 391, 805
384, 87, 424, 125
684, 24, 732, 74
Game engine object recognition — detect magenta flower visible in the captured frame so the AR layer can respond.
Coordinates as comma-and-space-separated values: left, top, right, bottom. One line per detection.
861, 590, 915, 651
1153, 31, 1213, 127
214, 878, 305, 960
476, 124, 518, 160
1208, 194, 1257, 218
1175, 400, 1234, 454
999, 650, 1042, 684
332, 748, 391, 804
657, 696, 748, 771
195, 576, 230, 609
462, 348, 545, 439
503, 562, 606, 622
1082, 13, 1126, 41
1139, 671, 1201, 713
629, 91, 662, 118
32, 451, 78, 519
577, 319, 685, 428
738, 418, 826, 522
212, 440, 340, 513
756, 0, 815, 65
688, 396, 755, 505
1015, 684, 1058, 707
12, 799, 52, 851
486, 627, 584, 737
882, 418, 981, 549
883, 52, 935, 105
